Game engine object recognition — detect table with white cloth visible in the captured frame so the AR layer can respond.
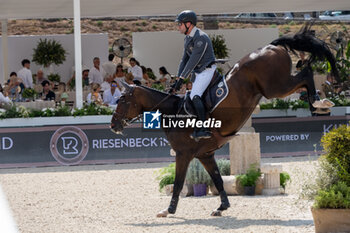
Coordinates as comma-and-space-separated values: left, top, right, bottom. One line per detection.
15, 100, 56, 110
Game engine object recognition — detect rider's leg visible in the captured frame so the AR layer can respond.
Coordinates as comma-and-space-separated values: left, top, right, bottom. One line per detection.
190, 66, 216, 140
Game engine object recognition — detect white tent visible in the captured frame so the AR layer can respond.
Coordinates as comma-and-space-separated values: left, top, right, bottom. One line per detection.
1, 0, 349, 107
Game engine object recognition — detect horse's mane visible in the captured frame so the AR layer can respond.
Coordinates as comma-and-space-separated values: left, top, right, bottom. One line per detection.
139, 85, 181, 100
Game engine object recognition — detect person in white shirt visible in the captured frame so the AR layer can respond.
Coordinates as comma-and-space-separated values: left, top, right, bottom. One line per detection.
103, 80, 121, 106
102, 54, 116, 79
0, 84, 12, 109
17, 59, 33, 89
89, 57, 105, 85
127, 57, 142, 85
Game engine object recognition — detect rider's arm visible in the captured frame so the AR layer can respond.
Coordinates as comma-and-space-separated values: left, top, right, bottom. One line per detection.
177, 45, 189, 77
180, 36, 208, 79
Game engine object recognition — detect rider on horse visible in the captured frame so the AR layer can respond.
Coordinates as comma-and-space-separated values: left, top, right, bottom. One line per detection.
170, 10, 216, 141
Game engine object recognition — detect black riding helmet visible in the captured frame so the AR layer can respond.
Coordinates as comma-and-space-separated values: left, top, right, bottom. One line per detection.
175, 10, 197, 25
176, 10, 197, 35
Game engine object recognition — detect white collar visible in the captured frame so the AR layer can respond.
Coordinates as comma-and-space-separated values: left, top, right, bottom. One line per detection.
188, 26, 198, 37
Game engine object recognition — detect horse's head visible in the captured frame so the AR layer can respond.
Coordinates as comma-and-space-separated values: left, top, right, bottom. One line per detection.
110, 82, 142, 134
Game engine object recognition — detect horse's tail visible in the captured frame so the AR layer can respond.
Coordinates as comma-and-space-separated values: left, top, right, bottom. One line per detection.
270, 24, 340, 83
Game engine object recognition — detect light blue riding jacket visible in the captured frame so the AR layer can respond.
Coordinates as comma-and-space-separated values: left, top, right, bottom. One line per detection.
177, 27, 216, 79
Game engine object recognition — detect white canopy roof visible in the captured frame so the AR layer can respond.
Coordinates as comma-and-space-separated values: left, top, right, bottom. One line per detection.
0, 0, 349, 19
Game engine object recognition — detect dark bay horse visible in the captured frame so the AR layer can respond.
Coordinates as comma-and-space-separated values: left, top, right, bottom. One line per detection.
110, 26, 339, 217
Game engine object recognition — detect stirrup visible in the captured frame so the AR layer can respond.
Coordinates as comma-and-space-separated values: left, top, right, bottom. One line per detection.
190, 128, 212, 141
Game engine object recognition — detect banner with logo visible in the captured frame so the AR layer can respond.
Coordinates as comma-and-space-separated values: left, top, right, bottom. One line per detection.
0, 123, 229, 168
252, 115, 350, 157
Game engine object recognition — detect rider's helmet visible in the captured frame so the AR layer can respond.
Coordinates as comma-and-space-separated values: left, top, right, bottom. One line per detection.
175, 10, 197, 26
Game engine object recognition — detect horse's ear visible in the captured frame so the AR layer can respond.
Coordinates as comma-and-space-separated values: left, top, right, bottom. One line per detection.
120, 81, 132, 92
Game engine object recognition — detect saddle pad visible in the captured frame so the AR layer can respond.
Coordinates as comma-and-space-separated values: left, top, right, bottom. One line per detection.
184, 75, 229, 116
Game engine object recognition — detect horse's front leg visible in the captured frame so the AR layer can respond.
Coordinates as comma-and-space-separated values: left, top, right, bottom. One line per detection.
157, 153, 191, 217
198, 154, 230, 216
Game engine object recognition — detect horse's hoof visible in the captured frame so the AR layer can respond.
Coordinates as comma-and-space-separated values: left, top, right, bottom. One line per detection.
156, 209, 169, 218
211, 210, 222, 216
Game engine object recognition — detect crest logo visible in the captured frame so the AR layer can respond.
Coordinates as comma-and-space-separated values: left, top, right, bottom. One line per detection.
50, 126, 89, 165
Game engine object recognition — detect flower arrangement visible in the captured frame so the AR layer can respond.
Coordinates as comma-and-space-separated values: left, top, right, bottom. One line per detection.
0, 103, 113, 119
259, 99, 309, 110
22, 88, 38, 100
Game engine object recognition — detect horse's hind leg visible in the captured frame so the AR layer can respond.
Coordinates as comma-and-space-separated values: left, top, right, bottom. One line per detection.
198, 154, 230, 216
156, 153, 192, 217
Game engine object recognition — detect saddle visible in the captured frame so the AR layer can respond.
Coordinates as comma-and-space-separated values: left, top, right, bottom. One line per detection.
182, 70, 229, 116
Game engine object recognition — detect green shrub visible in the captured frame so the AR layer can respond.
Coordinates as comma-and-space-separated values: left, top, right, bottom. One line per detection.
209, 34, 229, 59
54, 104, 71, 116
32, 38, 67, 67
186, 158, 211, 185
301, 156, 340, 200
321, 124, 350, 186
22, 88, 37, 99
237, 164, 261, 187
47, 73, 61, 83
155, 163, 175, 192
314, 181, 350, 209
216, 159, 230, 176
280, 171, 291, 190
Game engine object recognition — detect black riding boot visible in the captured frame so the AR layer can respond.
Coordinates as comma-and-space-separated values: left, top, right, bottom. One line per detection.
190, 95, 212, 141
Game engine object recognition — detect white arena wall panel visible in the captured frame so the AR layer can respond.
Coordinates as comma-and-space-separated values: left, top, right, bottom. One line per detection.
133, 28, 278, 76
0, 33, 108, 83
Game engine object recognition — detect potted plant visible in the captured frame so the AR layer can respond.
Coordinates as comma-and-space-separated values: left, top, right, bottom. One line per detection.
302, 125, 350, 232
155, 163, 175, 195
32, 38, 67, 74
186, 158, 211, 196
21, 88, 38, 101
237, 164, 261, 196
280, 171, 291, 193
47, 73, 61, 84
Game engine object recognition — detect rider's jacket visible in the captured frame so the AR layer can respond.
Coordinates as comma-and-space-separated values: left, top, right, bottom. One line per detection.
177, 27, 216, 79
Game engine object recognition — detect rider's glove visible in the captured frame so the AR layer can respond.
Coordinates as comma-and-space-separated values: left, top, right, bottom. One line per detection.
169, 78, 184, 94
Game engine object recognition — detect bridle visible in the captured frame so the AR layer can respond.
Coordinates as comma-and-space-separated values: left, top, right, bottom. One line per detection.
112, 85, 173, 126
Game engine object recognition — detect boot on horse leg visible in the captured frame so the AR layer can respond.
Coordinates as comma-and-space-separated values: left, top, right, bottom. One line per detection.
198, 155, 230, 216
190, 95, 212, 141
157, 155, 191, 217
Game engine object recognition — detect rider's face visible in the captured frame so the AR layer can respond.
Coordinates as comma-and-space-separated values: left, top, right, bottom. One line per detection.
178, 22, 188, 34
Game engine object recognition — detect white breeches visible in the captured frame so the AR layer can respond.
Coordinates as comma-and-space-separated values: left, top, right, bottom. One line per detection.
190, 65, 216, 100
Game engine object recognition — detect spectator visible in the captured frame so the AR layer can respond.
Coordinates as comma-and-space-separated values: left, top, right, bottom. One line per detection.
127, 57, 142, 85
322, 74, 340, 98
89, 57, 105, 85
114, 64, 126, 88
141, 66, 153, 86
86, 83, 103, 105
103, 80, 121, 106
6, 72, 23, 102
57, 82, 68, 102
101, 75, 114, 92
159, 66, 172, 88
35, 69, 48, 85
102, 54, 116, 80
67, 69, 90, 90
124, 73, 134, 85
0, 84, 12, 109
17, 59, 33, 88
40, 80, 55, 101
